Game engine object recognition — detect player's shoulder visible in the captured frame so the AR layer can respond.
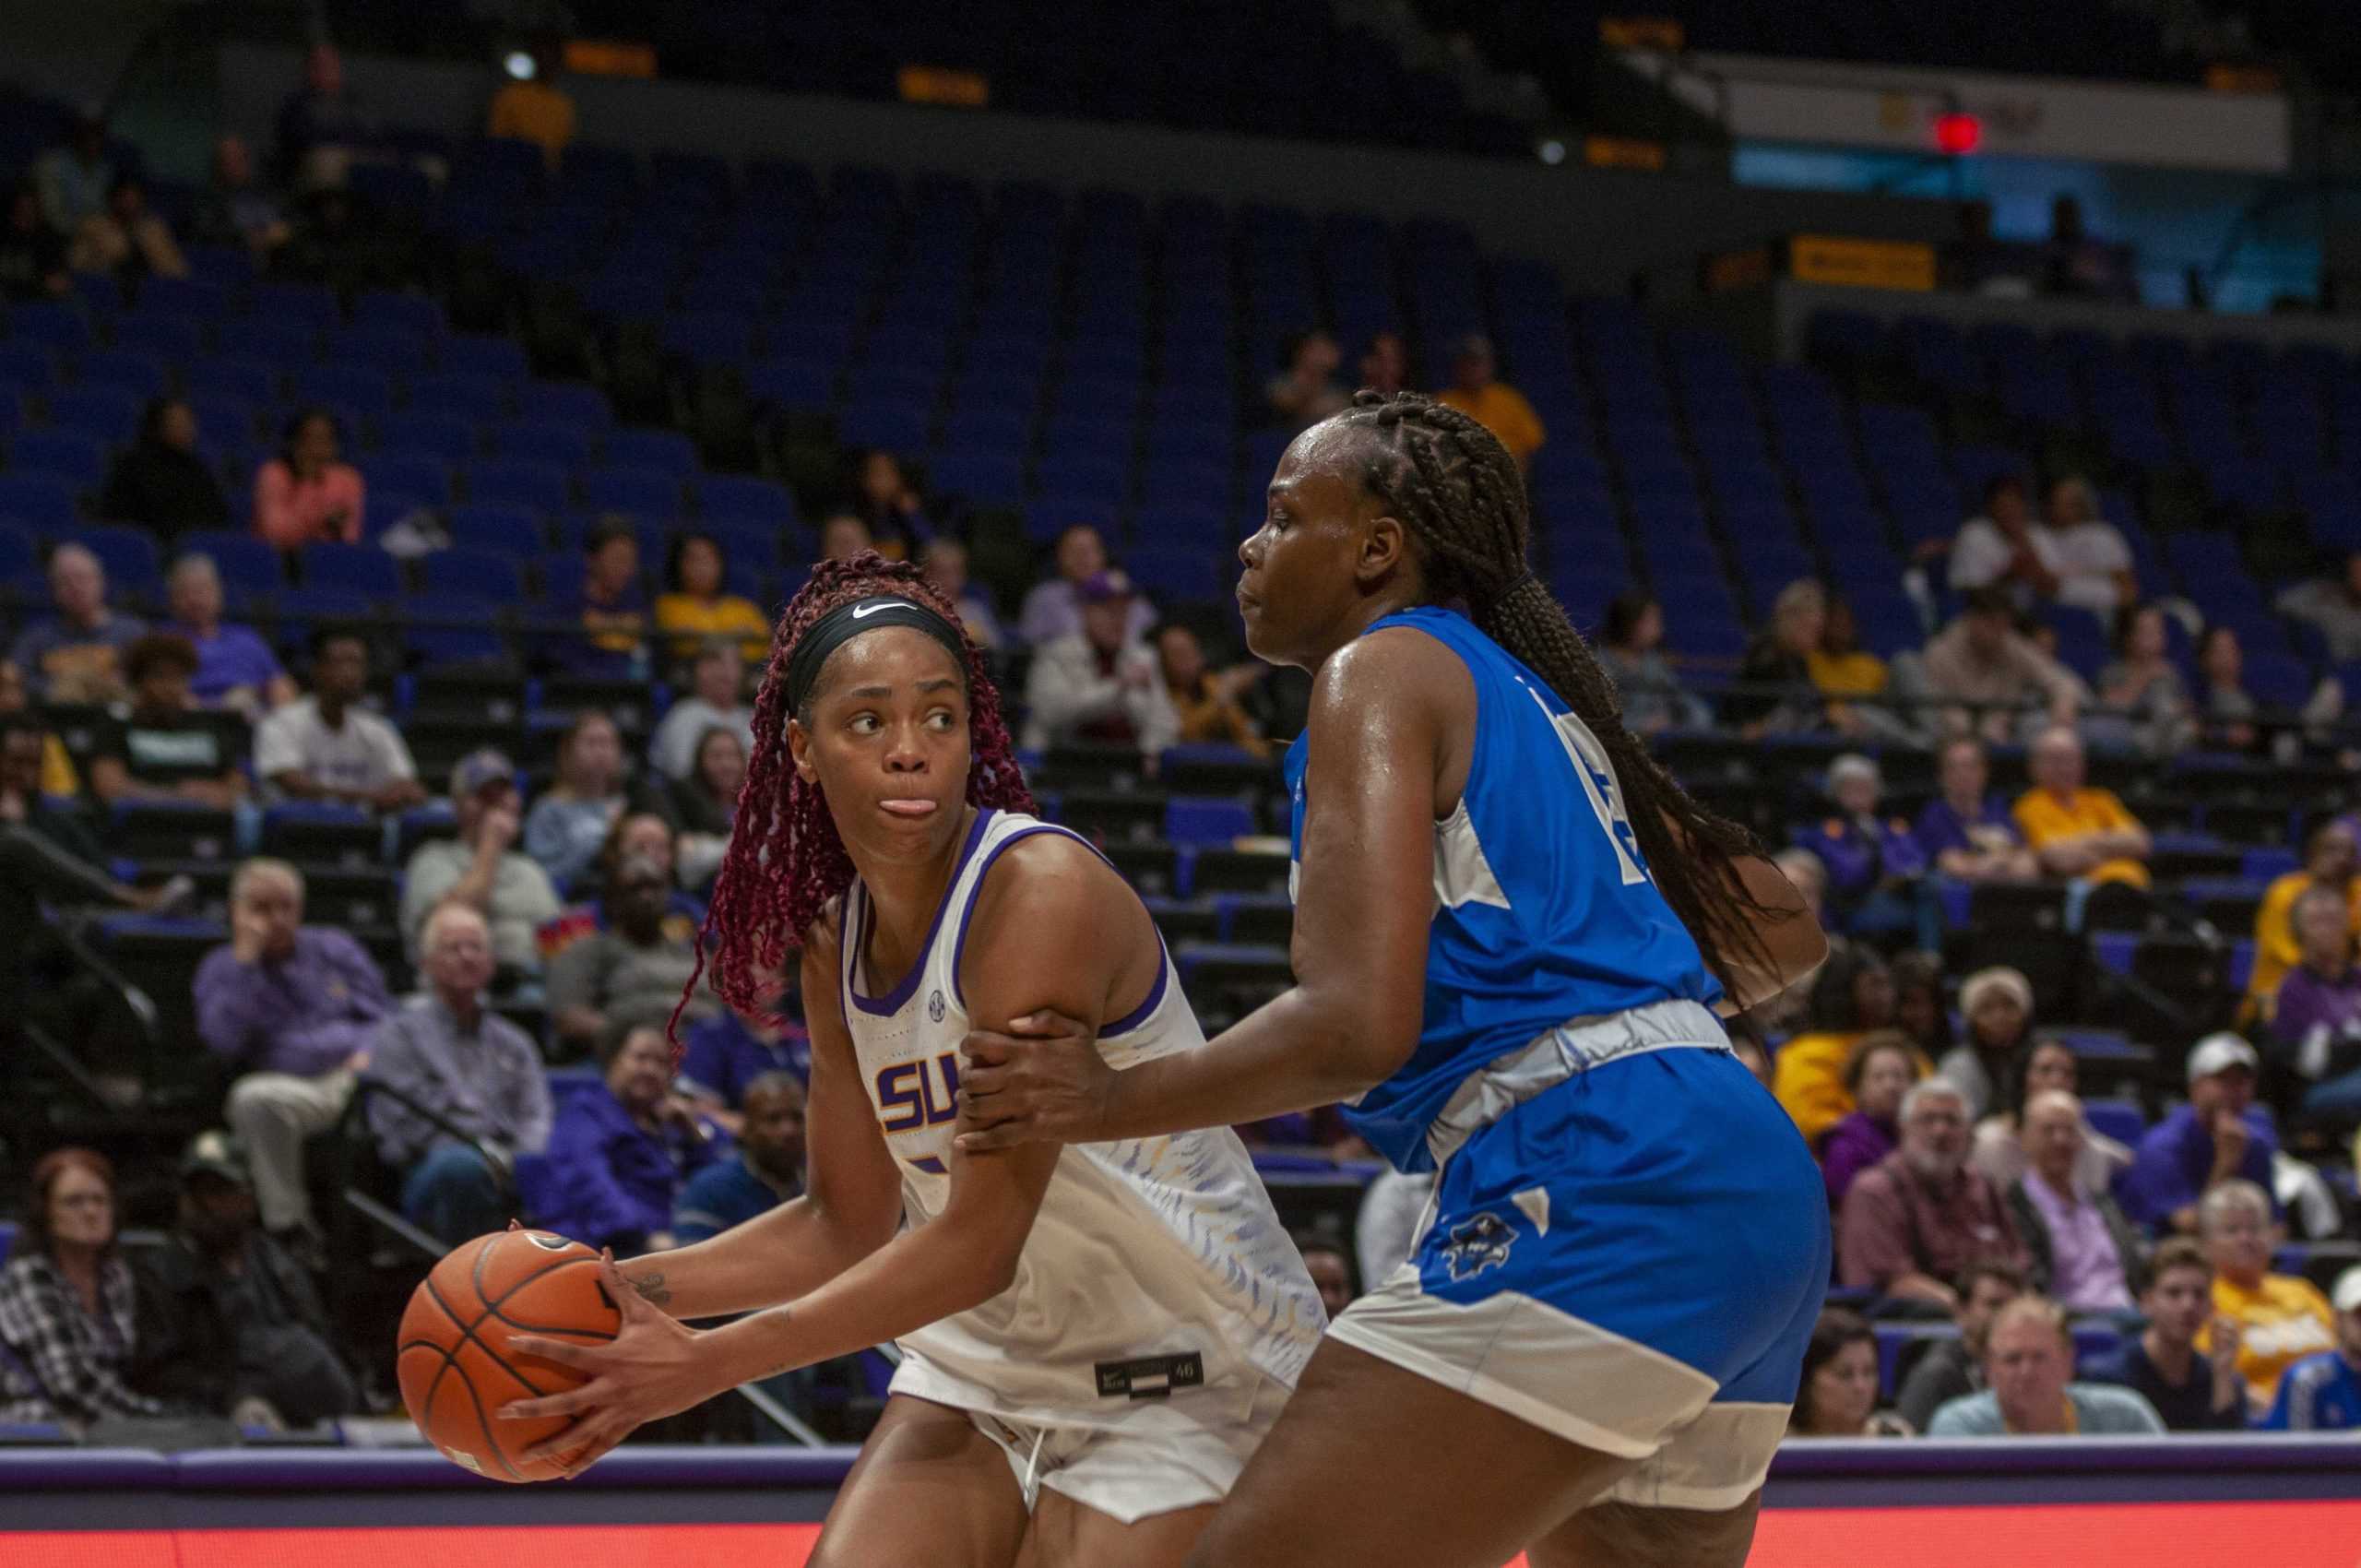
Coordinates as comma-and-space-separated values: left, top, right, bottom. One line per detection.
1311, 620, 1468, 722
973, 826, 1123, 922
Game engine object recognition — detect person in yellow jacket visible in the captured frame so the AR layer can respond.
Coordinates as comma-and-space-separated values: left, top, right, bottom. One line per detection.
2196, 1179, 2335, 1416
1774, 945, 1922, 1145
2013, 724, 2152, 889
1434, 336, 1544, 470
2246, 817, 2361, 1024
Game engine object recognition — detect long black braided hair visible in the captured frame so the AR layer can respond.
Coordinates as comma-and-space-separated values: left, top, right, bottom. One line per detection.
1326, 388, 1788, 992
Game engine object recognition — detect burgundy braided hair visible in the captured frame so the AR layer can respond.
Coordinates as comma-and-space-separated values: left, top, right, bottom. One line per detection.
678, 550, 1036, 1044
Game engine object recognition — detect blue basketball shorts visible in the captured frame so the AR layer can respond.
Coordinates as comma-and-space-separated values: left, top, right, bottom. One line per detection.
1325, 1036, 1832, 1511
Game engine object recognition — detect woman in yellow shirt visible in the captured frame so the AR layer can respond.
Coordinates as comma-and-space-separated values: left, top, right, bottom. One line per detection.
2246, 818, 2361, 1021
1773, 945, 1914, 1144
655, 530, 771, 669
2198, 1179, 2336, 1414
1809, 597, 1889, 699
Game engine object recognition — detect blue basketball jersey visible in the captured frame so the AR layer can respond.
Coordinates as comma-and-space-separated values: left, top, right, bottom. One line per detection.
1283, 605, 1724, 1171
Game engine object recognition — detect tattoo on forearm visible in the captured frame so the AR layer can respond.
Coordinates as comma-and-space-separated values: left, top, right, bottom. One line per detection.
757, 1307, 799, 1379
629, 1270, 672, 1307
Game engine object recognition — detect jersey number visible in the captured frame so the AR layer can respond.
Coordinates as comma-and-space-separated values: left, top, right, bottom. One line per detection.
877, 1052, 961, 1134
1523, 683, 1649, 885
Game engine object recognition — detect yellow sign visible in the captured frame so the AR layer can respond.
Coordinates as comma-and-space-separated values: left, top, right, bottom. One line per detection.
1788, 233, 1937, 291
897, 65, 990, 108
1583, 135, 1667, 172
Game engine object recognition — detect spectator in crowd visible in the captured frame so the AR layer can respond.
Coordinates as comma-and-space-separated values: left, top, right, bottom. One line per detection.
1, 711, 92, 850
2039, 474, 2136, 617
1893, 1261, 2026, 1432
486, 44, 575, 167
524, 712, 631, 890
1839, 1077, 2028, 1309
0, 1149, 172, 1429
1434, 334, 1544, 469
2263, 1265, 2361, 1431
1019, 524, 1156, 647
1794, 754, 1928, 945
673, 1072, 807, 1244
1156, 623, 1269, 754
1809, 596, 1901, 738
818, 514, 872, 563
654, 531, 768, 670
1596, 591, 1711, 732
193, 135, 289, 260
548, 851, 715, 1055
254, 626, 421, 811
529, 1025, 722, 1254
88, 635, 246, 812
2092, 603, 2191, 758
674, 974, 811, 1137
660, 726, 743, 893
276, 42, 371, 187
1298, 1238, 1357, 1323
1928, 1296, 2164, 1435
193, 858, 390, 1253
2275, 550, 2361, 665
1971, 1036, 2133, 1193
1359, 330, 1408, 398
2085, 1238, 2247, 1431
648, 644, 753, 783
1914, 735, 2038, 881
2248, 818, 2361, 1021
1021, 569, 1180, 756
1922, 590, 2087, 743
920, 536, 1003, 651
127, 1133, 358, 1427
1890, 952, 1952, 1061
160, 554, 291, 717
2270, 885, 2361, 1125
1728, 580, 1844, 737
365, 903, 552, 1245
1820, 1031, 1923, 1207
1788, 1309, 1913, 1437
1773, 946, 1902, 1144
849, 448, 928, 561
2007, 1090, 2142, 1311
2014, 723, 2151, 890
8, 543, 146, 703
559, 810, 697, 924
2191, 624, 2267, 753
400, 750, 562, 976
2199, 1179, 2333, 1415
1937, 966, 2035, 1120
1265, 328, 1349, 432
253, 409, 364, 552
0, 180, 68, 301
32, 108, 113, 240
102, 398, 230, 540
573, 516, 647, 667
66, 172, 185, 281
278, 184, 403, 297
1949, 476, 2061, 612
2125, 1034, 2279, 1234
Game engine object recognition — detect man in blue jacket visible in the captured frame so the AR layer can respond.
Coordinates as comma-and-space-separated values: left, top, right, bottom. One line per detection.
527, 1025, 721, 1254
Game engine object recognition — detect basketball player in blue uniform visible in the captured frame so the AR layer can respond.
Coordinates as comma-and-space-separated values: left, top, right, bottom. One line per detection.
958, 391, 1832, 1566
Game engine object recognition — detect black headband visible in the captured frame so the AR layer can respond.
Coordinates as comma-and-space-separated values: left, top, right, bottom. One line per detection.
783, 595, 969, 716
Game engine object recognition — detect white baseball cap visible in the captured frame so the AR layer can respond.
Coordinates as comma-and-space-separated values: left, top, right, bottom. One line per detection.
2334, 1265, 2361, 1316
2186, 1033, 2260, 1083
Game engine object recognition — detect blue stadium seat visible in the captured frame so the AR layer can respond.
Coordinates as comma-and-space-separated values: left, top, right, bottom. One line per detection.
697, 474, 796, 528
74, 524, 160, 594
468, 459, 571, 516
744, 358, 836, 413
271, 586, 376, 647
439, 334, 530, 381
376, 411, 476, 467
9, 430, 104, 488
0, 521, 34, 577
5, 299, 90, 354
602, 427, 697, 477
77, 350, 168, 400
362, 455, 453, 507
407, 373, 510, 423
493, 422, 595, 469
0, 471, 78, 529
579, 466, 682, 518
137, 276, 225, 320
299, 543, 401, 598
350, 290, 445, 340
405, 594, 511, 669
184, 359, 280, 408
175, 531, 282, 595
46, 388, 140, 445
516, 381, 612, 432
295, 365, 395, 420
445, 504, 546, 559
251, 280, 340, 330
1166, 797, 1257, 847
0, 342, 54, 393
420, 549, 527, 600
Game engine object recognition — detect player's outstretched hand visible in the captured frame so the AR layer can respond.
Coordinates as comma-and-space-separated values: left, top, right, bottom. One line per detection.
955, 1009, 1111, 1151
499, 1251, 720, 1477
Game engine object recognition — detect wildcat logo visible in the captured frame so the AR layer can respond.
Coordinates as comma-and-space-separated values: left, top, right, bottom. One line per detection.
1439, 1212, 1518, 1282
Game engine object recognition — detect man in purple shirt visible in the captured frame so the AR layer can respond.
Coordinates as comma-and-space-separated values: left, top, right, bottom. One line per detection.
2272, 884, 2361, 1128
193, 857, 390, 1253
2122, 1034, 2278, 1235
162, 553, 292, 715
2007, 1091, 2141, 1311
520, 1025, 720, 1255
1913, 737, 2036, 881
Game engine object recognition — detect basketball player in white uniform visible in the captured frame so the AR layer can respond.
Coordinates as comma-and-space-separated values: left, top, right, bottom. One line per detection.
502, 554, 1323, 1567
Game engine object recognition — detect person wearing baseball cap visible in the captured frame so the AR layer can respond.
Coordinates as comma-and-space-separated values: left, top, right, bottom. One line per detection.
1020, 565, 1180, 756
2119, 1032, 2278, 1235
2263, 1265, 2361, 1431
398, 748, 560, 979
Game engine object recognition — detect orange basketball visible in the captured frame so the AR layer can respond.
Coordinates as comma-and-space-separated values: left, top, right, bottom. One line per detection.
397, 1229, 620, 1482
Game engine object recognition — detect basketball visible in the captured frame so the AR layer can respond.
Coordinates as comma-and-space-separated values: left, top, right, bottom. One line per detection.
397, 1229, 621, 1483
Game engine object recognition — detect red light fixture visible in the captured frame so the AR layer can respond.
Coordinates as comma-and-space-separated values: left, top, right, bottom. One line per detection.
1934, 112, 1982, 155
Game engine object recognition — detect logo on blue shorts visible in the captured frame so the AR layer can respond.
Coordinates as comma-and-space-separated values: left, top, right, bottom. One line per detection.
1438, 1211, 1518, 1282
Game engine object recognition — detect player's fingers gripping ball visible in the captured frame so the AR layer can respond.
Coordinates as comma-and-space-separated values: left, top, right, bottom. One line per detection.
397, 1228, 620, 1482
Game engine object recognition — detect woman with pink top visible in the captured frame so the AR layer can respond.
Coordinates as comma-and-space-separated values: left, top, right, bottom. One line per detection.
252, 408, 364, 550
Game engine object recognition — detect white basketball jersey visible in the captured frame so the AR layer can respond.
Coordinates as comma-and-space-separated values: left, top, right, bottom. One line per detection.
837, 808, 1325, 1430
